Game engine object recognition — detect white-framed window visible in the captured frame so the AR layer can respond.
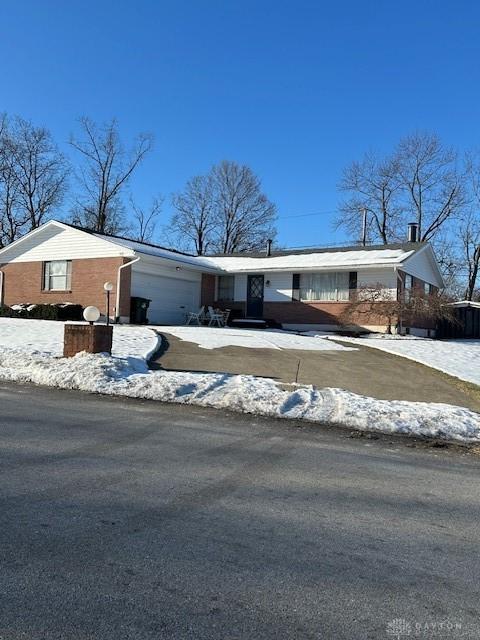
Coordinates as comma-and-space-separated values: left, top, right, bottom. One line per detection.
299, 272, 350, 301
217, 275, 235, 301
43, 260, 72, 291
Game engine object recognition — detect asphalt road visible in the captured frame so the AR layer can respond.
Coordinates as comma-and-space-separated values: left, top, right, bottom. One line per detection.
1, 383, 479, 640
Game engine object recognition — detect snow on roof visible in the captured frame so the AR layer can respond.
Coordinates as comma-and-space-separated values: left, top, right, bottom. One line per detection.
201, 247, 416, 272
91, 233, 216, 270
91, 230, 418, 273
39, 222, 419, 273
449, 300, 480, 309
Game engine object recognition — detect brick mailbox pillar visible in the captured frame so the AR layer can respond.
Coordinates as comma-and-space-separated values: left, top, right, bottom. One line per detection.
63, 324, 113, 357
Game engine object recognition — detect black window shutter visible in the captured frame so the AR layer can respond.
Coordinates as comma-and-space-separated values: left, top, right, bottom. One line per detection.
349, 271, 357, 290
292, 273, 300, 301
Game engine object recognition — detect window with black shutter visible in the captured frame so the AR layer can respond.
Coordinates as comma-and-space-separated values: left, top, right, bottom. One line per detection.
349, 271, 357, 293
292, 273, 300, 301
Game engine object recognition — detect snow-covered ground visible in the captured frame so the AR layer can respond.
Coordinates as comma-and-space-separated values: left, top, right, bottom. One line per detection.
157, 326, 355, 351
322, 334, 480, 387
0, 318, 478, 443
0, 348, 478, 442
0, 318, 159, 360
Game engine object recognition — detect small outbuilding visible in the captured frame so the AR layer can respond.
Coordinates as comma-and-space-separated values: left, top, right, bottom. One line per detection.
437, 301, 480, 339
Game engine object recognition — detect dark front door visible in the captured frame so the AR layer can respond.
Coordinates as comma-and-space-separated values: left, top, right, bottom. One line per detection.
247, 274, 264, 318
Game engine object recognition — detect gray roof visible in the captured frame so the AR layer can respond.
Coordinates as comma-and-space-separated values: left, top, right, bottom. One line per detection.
207, 241, 425, 258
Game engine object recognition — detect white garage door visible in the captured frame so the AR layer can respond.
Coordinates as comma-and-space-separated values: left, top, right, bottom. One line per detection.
131, 271, 200, 325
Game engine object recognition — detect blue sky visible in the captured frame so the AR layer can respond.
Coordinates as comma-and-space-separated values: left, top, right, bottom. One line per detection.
1, 0, 479, 248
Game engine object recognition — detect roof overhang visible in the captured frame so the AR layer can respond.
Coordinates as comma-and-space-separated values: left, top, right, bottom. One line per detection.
129, 250, 221, 274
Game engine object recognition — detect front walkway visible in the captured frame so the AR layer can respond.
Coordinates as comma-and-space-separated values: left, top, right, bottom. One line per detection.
153, 332, 480, 411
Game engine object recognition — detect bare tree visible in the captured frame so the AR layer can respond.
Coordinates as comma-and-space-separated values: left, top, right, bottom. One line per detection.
0, 149, 23, 248
0, 115, 22, 247
395, 132, 465, 241
0, 115, 67, 247
69, 117, 153, 234
339, 282, 455, 333
6, 116, 68, 232
129, 195, 163, 243
337, 132, 466, 246
460, 153, 480, 300
210, 160, 277, 253
337, 153, 403, 244
170, 175, 215, 255
169, 162, 277, 255
430, 231, 464, 298
460, 214, 480, 301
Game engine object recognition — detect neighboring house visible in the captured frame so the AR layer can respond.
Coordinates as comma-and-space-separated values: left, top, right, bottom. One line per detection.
0, 220, 444, 334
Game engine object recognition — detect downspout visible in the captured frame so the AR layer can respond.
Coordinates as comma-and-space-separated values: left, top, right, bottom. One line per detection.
394, 265, 403, 334
0, 270, 4, 307
115, 256, 141, 323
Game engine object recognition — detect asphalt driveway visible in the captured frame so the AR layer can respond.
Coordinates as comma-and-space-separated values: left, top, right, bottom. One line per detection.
154, 332, 480, 411
1, 381, 480, 639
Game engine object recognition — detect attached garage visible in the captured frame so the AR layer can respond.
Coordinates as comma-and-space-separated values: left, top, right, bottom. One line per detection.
131, 263, 201, 325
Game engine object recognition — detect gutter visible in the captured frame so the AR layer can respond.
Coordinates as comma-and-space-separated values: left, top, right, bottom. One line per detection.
115, 256, 141, 323
394, 265, 404, 334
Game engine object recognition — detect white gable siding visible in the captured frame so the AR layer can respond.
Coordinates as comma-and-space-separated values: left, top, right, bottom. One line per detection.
0, 225, 134, 263
264, 272, 292, 302
401, 248, 443, 287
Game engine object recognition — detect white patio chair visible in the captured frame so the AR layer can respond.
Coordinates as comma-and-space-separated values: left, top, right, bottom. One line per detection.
186, 306, 205, 326
208, 306, 225, 327
222, 309, 231, 326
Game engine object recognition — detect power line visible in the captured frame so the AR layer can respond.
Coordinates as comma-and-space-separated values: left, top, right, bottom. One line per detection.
278, 210, 337, 220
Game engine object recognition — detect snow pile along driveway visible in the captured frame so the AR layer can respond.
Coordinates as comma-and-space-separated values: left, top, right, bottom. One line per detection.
0, 347, 479, 443
325, 334, 480, 386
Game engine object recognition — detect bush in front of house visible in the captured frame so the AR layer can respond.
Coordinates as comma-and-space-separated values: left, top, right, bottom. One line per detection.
0, 303, 84, 321
0, 305, 14, 317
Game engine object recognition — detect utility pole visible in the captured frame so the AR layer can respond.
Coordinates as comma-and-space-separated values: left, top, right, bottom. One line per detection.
361, 207, 367, 247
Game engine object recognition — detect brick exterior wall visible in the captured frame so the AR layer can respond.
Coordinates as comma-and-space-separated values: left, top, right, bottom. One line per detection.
201, 274, 216, 307
212, 299, 386, 327
262, 301, 349, 325
0, 257, 132, 318
63, 324, 113, 357
397, 270, 438, 330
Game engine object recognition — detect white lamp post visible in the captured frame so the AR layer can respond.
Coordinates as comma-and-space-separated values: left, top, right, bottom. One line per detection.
83, 305, 100, 326
103, 281, 114, 326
